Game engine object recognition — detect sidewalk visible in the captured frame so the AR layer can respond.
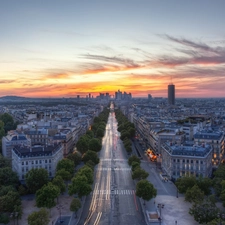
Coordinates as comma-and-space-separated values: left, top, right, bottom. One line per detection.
140, 194, 199, 225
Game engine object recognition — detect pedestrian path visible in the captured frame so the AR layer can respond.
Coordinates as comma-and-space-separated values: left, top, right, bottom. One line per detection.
92, 189, 135, 195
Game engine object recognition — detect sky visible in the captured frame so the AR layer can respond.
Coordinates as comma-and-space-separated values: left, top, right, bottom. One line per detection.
0, 0, 225, 98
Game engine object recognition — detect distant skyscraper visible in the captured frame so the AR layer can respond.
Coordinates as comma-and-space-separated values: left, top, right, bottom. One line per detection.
168, 84, 175, 105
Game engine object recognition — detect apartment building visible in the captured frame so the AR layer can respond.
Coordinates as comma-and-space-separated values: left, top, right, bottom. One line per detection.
161, 142, 213, 180
12, 143, 63, 180
194, 129, 224, 166
2, 131, 31, 158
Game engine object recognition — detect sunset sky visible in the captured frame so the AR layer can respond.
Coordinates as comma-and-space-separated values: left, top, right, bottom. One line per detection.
1, 0, 225, 98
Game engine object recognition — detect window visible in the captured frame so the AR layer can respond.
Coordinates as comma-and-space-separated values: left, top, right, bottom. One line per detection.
191, 160, 193, 163
196, 160, 199, 164
22, 162, 24, 165
22, 167, 24, 172
45, 160, 47, 163
183, 159, 185, 163
201, 161, 203, 164
187, 160, 189, 163
173, 159, 176, 162
177, 159, 180, 162
39, 160, 42, 164
26, 161, 28, 165
49, 159, 51, 163
36, 160, 38, 164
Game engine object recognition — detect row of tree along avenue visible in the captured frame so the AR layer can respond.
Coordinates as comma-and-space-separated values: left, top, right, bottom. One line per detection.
114, 109, 135, 154
175, 163, 225, 224
0, 108, 109, 225
128, 155, 157, 205
115, 108, 157, 205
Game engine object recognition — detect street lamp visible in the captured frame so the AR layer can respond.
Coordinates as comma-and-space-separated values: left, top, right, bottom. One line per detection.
10, 212, 18, 225
157, 203, 164, 225
56, 204, 64, 223
217, 212, 225, 225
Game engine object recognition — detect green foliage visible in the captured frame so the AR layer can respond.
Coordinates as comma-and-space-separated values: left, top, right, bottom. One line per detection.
96, 128, 104, 138
76, 166, 94, 184
128, 155, 141, 166
85, 160, 95, 170
0, 213, 9, 224
56, 158, 74, 176
82, 150, 99, 165
25, 168, 49, 193
36, 182, 60, 209
189, 197, 219, 224
185, 185, 204, 203
0, 190, 21, 212
175, 176, 197, 194
0, 167, 19, 187
27, 208, 49, 225
76, 136, 89, 154
86, 130, 94, 139
0, 113, 18, 133
0, 185, 15, 196
68, 175, 92, 198
88, 138, 102, 152
0, 154, 11, 168
213, 164, 225, 196
67, 152, 82, 167
131, 162, 140, 171
132, 167, 149, 180
56, 169, 72, 181
197, 177, 212, 196
52, 176, 66, 194
70, 198, 81, 218
136, 180, 157, 203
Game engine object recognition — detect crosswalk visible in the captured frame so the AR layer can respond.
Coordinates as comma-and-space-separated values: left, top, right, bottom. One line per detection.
92, 189, 135, 195
97, 168, 131, 171
101, 159, 128, 162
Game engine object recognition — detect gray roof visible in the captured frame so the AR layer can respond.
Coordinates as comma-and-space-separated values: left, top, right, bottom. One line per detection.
194, 129, 223, 140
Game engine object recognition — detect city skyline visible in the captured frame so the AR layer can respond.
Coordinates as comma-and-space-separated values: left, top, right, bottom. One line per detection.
1, 1, 225, 98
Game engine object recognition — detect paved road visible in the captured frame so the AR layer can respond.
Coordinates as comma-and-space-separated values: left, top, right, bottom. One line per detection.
78, 107, 145, 225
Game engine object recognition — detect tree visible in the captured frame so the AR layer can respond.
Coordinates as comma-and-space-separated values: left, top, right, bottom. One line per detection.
189, 197, 219, 224
96, 128, 104, 138
132, 168, 149, 180
36, 182, 60, 209
128, 155, 141, 166
27, 208, 49, 225
52, 176, 66, 194
25, 168, 49, 193
88, 138, 102, 152
0, 167, 19, 187
56, 169, 72, 182
185, 185, 204, 203
0, 190, 21, 212
76, 166, 94, 184
175, 176, 197, 194
0, 113, 15, 133
129, 127, 136, 138
86, 130, 94, 139
82, 150, 99, 165
197, 177, 212, 196
70, 198, 81, 218
0, 154, 10, 168
136, 180, 157, 205
68, 175, 92, 198
56, 158, 74, 176
76, 136, 89, 154
131, 162, 141, 171
67, 152, 82, 167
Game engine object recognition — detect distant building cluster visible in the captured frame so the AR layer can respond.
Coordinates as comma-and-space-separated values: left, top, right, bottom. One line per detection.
1, 102, 105, 180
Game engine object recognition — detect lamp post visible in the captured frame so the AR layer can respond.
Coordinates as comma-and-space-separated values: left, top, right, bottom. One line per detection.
10, 212, 18, 225
157, 203, 164, 225
217, 212, 225, 225
56, 204, 64, 223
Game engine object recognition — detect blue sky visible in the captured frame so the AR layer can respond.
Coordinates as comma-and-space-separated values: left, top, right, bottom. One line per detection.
0, 0, 225, 98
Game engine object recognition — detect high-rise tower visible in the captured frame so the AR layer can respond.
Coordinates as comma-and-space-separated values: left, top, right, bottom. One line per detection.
168, 84, 175, 105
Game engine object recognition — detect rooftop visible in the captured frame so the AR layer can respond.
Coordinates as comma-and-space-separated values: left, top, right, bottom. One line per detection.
13, 143, 62, 158
163, 142, 212, 157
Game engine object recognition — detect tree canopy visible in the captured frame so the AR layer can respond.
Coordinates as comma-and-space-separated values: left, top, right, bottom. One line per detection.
70, 198, 81, 218
27, 208, 49, 225
25, 168, 49, 193
82, 150, 99, 165
56, 158, 74, 176
36, 182, 60, 209
136, 180, 157, 204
